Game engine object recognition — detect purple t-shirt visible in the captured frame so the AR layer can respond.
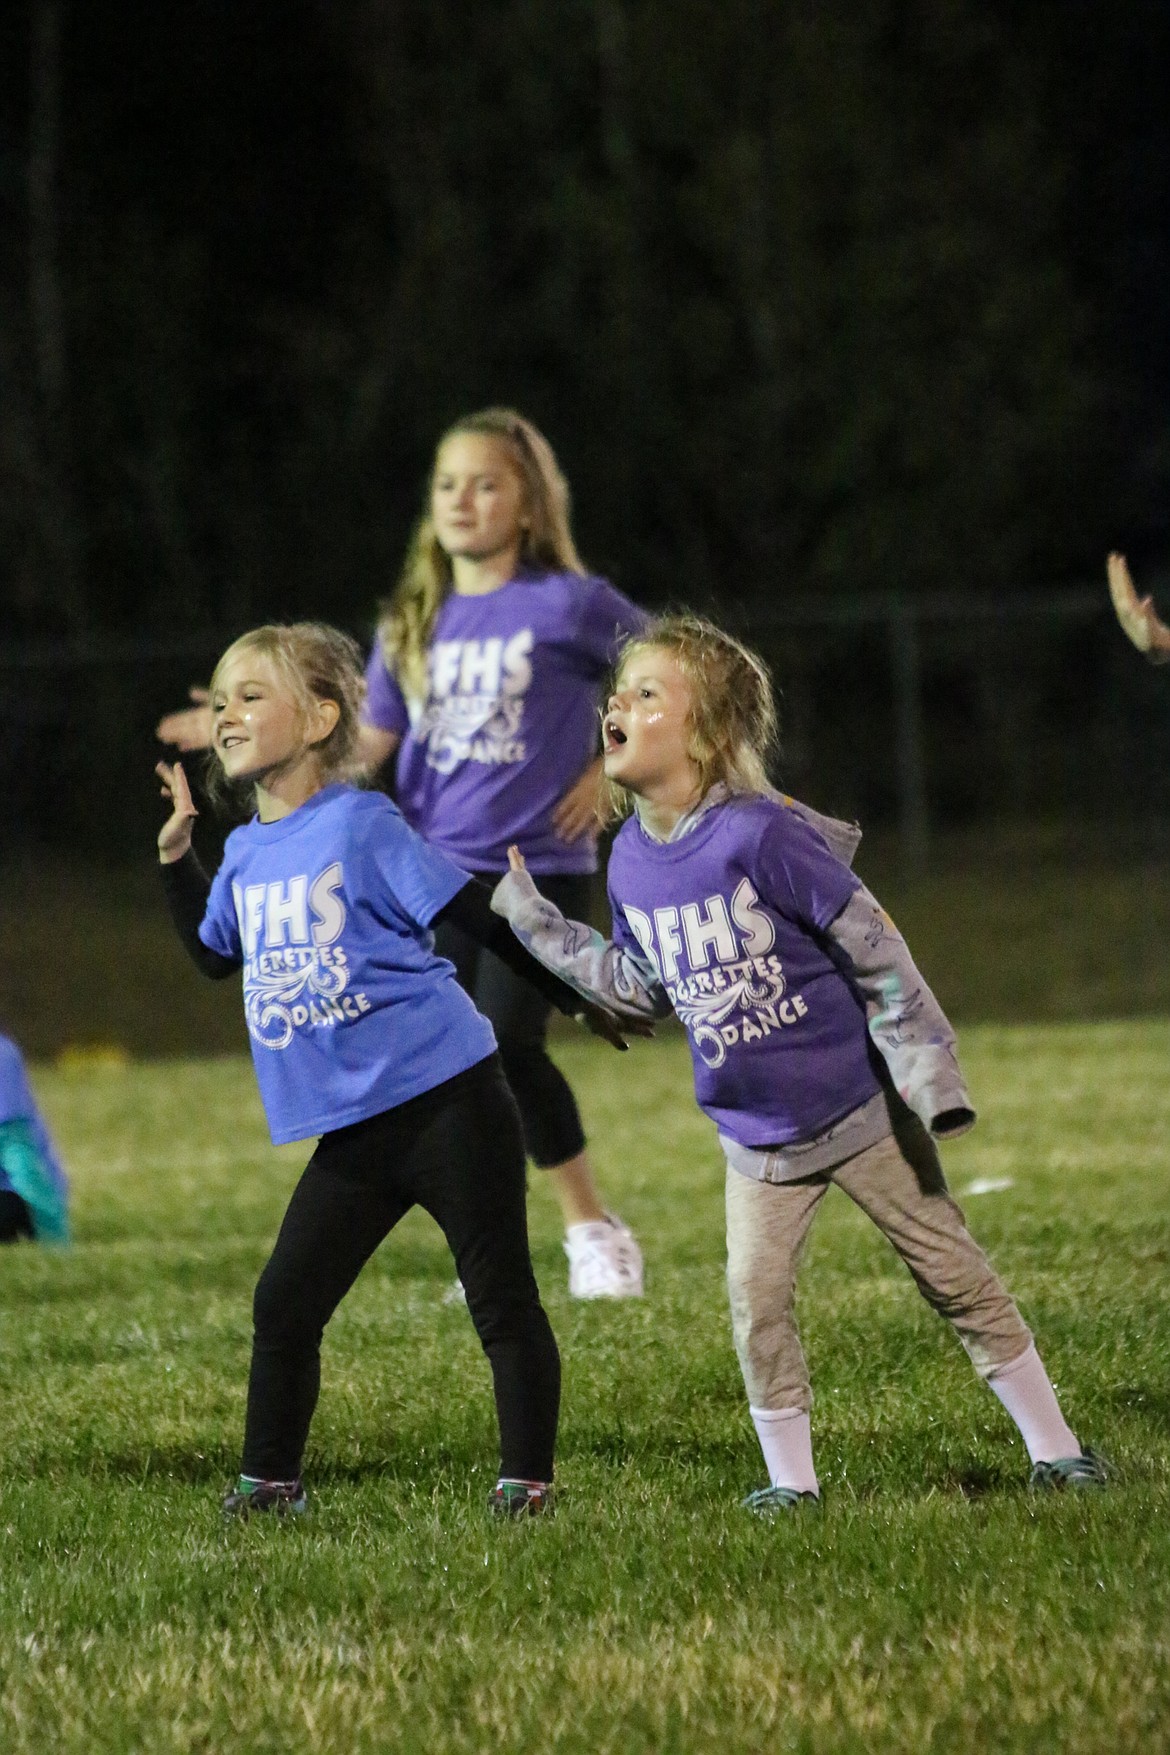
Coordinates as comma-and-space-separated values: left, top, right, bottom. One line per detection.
364, 568, 646, 875
198, 784, 497, 1144
606, 796, 880, 1149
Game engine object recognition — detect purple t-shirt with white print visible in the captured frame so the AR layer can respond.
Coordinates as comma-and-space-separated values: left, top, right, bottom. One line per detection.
364, 568, 646, 876
606, 794, 881, 1149
198, 784, 497, 1145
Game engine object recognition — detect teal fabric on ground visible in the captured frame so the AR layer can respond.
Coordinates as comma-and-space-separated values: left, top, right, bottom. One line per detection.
0, 1119, 70, 1243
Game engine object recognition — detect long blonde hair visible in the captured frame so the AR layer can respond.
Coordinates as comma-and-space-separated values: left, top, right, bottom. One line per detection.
378, 408, 586, 704
205, 622, 367, 807
602, 614, 779, 823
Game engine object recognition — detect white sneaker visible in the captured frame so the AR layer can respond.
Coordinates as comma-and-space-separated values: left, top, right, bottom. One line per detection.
564, 1215, 644, 1299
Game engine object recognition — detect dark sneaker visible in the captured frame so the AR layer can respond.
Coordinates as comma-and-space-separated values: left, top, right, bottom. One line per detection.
221, 1476, 307, 1519
742, 1485, 821, 1517
1030, 1449, 1107, 1492
488, 1479, 555, 1519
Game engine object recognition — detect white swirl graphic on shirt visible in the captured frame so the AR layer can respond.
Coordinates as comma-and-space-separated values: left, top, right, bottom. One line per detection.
416, 694, 526, 774
244, 951, 350, 1050
671, 966, 787, 1069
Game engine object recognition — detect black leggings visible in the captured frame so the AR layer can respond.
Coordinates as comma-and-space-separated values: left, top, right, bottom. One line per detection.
242, 1054, 560, 1483
433, 872, 591, 1168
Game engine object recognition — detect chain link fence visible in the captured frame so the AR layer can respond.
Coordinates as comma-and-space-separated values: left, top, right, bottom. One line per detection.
1, 587, 1168, 869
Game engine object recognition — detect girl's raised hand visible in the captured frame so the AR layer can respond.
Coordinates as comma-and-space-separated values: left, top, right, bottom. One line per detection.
1107, 552, 1170, 663
156, 760, 198, 863
156, 686, 214, 751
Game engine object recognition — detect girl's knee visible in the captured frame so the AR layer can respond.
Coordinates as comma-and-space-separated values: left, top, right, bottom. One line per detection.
465, 1287, 548, 1351
496, 1037, 549, 1092
733, 1321, 810, 1411
726, 1256, 796, 1325
252, 1262, 320, 1348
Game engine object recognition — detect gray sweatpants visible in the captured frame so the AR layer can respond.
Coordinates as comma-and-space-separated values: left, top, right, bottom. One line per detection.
725, 1114, 1032, 1411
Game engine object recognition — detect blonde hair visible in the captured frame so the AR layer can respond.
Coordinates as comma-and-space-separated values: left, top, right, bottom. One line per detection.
378, 407, 586, 703
602, 614, 778, 823
205, 622, 367, 806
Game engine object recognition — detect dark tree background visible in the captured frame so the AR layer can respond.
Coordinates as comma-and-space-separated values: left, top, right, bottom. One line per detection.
1, 0, 1167, 643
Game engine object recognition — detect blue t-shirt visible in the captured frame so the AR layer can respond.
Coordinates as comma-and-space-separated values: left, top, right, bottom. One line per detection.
0, 1033, 70, 1215
199, 785, 497, 1144
607, 795, 879, 1148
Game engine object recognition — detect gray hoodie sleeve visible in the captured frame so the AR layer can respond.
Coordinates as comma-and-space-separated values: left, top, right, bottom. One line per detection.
826, 885, 976, 1138
491, 870, 672, 1020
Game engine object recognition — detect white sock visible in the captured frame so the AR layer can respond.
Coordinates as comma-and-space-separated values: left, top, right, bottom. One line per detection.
750, 1406, 819, 1495
987, 1344, 1080, 1464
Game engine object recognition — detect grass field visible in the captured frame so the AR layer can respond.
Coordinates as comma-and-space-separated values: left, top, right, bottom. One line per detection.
2, 1021, 1169, 1753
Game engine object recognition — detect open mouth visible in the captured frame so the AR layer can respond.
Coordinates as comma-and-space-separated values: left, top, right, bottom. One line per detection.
603, 719, 627, 748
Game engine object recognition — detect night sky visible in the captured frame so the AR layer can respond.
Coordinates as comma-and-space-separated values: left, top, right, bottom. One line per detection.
1, 1, 1168, 638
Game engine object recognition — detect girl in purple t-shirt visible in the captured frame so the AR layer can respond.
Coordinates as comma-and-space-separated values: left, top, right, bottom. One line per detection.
157, 409, 646, 1301
155, 620, 632, 1520
361, 409, 647, 1299
494, 613, 1106, 1511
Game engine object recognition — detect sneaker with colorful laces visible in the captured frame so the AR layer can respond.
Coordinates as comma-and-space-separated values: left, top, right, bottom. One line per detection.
1029, 1449, 1107, 1492
564, 1214, 644, 1299
488, 1479, 555, 1519
221, 1475, 308, 1519
742, 1485, 821, 1517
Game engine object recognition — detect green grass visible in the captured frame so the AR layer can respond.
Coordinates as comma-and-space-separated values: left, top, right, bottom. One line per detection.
3, 1024, 1170, 1753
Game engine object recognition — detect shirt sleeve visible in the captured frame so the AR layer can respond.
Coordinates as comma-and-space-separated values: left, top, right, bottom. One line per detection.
571, 578, 649, 670
824, 885, 975, 1138
198, 853, 244, 962
362, 803, 471, 928
760, 809, 862, 933
161, 852, 241, 977
362, 640, 412, 735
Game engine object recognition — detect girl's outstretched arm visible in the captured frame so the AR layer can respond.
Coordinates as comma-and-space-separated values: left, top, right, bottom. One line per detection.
491, 849, 671, 1023
159, 853, 241, 980
825, 887, 975, 1139
155, 762, 240, 979
436, 875, 651, 1049
1107, 552, 1170, 663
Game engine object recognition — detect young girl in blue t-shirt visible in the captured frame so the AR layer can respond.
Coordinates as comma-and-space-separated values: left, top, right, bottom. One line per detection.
493, 613, 1105, 1512
156, 620, 628, 1519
